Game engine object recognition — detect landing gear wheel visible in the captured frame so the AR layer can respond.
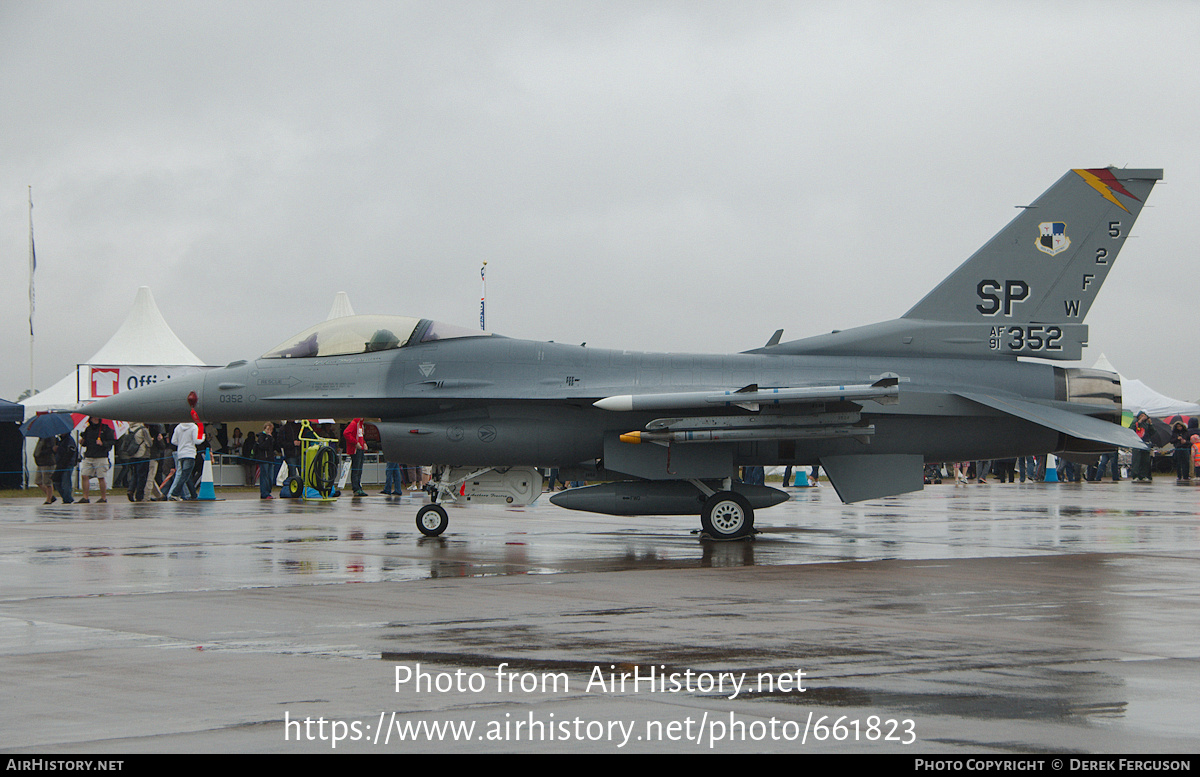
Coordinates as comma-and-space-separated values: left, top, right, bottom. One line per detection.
416, 504, 449, 537
700, 492, 754, 540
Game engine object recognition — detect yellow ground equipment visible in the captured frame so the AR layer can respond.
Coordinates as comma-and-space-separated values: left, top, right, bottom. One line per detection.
296, 420, 339, 502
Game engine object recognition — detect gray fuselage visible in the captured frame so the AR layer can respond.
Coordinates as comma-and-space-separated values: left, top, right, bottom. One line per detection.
93, 334, 1091, 475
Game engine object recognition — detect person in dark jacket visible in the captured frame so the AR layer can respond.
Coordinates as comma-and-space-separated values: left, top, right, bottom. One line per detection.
53, 432, 78, 504
124, 422, 153, 502
240, 430, 257, 486
79, 417, 116, 503
1171, 421, 1191, 481
144, 425, 167, 500
188, 431, 208, 495
256, 422, 277, 499
281, 420, 302, 480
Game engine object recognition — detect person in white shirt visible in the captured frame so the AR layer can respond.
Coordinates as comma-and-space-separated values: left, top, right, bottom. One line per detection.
168, 422, 199, 501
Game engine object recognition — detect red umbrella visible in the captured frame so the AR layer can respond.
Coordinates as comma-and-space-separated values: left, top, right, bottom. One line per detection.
1162, 415, 1195, 447
70, 414, 123, 434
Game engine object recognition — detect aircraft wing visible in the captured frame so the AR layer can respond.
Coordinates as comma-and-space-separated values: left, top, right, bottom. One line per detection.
955, 392, 1145, 449
592, 380, 898, 484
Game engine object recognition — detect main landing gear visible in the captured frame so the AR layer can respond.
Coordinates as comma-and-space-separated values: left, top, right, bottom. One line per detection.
693, 480, 756, 540
701, 491, 754, 539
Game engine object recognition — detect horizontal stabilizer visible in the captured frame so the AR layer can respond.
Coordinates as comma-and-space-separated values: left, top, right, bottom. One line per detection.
820, 454, 925, 503
956, 392, 1145, 449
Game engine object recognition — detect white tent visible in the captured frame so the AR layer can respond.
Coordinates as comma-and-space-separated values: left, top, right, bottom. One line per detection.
1093, 354, 1200, 418
22, 286, 208, 418
326, 291, 356, 320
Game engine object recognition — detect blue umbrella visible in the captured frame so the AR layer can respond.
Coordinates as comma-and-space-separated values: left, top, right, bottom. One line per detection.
19, 412, 77, 438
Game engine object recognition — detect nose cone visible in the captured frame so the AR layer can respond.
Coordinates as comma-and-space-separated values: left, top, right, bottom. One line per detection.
85, 373, 206, 423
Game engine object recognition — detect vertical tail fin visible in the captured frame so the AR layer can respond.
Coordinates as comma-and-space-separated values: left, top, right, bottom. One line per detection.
767, 167, 1161, 361
905, 167, 1161, 325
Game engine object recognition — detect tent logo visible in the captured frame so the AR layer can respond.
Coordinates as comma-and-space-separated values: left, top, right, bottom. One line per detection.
1036, 222, 1070, 256
90, 368, 121, 398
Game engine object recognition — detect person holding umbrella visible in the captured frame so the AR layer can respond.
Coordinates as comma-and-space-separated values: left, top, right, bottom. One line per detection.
33, 435, 56, 503
79, 416, 116, 503
18, 412, 77, 502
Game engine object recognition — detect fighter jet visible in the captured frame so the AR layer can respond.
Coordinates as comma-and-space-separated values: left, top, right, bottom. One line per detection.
87, 167, 1161, 539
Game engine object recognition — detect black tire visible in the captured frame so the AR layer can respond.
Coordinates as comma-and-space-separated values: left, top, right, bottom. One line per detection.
416, 504, 449, 537
700, 491, 754, 540
307, 445, 338, 496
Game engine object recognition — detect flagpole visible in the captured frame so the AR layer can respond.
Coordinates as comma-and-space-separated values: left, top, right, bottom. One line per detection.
24, 186, 35, 491
28, 186, 35, 395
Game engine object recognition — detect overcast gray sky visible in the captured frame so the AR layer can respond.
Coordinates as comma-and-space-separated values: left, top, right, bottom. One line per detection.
3, 1, 1197, 404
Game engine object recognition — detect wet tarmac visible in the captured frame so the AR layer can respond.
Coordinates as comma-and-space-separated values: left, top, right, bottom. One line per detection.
1, 480, 1198, 753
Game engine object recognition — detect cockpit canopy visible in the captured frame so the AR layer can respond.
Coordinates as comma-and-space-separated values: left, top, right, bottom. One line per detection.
262, 315, 490, 359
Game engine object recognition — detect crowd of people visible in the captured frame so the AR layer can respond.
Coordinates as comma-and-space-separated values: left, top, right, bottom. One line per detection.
32, 417, 426, 504
916, 410, 1200, 485
924, 456, 1113, 485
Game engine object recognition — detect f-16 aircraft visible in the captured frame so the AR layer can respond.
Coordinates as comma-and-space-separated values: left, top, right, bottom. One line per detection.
87, 167, 1161, 539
